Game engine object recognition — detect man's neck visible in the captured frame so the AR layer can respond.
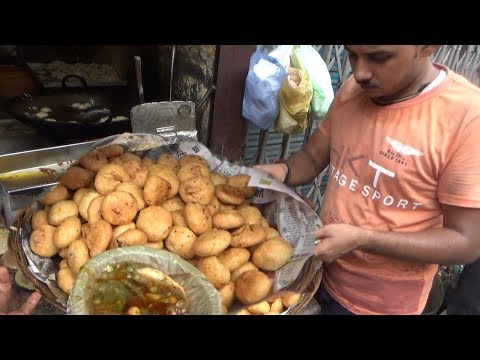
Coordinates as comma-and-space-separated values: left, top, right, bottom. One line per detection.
372, 63, 441, 106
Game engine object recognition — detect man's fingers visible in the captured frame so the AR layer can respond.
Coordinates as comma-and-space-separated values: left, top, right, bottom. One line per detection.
314, 226, 326, 240
0, 267, 12, 312
13, 292, 41, 315
0, 266, 11, 286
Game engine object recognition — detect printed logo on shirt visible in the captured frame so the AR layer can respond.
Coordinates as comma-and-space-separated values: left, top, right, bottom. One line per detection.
386, 136, 424, 156
329, 144, 422, 211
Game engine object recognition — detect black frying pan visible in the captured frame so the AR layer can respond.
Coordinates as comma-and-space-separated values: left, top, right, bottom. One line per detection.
7, 75, 133, 142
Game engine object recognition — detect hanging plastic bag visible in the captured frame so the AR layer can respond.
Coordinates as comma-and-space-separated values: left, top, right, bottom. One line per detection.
294, 45, 334, 120
274, 49, 313, 135
242, 47, 290, 130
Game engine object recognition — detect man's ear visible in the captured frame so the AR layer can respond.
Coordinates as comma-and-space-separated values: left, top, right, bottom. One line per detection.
420, 45, 441, 57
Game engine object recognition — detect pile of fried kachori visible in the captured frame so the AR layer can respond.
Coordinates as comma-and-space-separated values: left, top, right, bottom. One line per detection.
29, 145, 300, 315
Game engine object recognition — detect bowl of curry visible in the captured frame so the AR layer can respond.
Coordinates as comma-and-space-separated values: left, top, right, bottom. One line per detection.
67, 246, 222, 315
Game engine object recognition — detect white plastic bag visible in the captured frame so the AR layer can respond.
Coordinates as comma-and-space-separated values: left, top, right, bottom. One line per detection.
242, 46, 290, 130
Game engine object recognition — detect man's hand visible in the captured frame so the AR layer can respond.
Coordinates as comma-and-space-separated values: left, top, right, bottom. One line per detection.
314, 224, 370, 263
254, 163, 288, 183
0, 267, 41, 315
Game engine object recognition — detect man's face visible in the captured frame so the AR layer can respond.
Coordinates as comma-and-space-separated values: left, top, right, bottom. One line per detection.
345, 45, 425, 99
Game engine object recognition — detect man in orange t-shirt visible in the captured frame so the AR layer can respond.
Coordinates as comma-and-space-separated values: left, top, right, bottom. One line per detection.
258, 45, 480, 315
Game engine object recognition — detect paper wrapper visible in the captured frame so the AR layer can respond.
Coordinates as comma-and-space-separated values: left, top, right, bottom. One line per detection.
16, 132, 323, 314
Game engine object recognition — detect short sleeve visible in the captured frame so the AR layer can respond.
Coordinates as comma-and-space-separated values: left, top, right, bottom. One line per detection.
438, 116, 480, 208
318, 110, 332, 137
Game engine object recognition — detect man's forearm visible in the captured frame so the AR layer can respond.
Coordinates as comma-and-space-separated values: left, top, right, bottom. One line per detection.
286, 128, 331, 187
360, 227, 480, 265
286, 149, 326, 186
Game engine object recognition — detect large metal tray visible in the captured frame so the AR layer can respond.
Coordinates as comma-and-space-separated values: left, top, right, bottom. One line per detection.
0, 140, 95, 226
27, 62, 127, 88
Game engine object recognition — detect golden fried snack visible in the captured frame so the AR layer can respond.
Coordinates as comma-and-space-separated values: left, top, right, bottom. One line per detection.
86, 220, 113, 257
60, 166, 94, 190
57, 267, 75, 295
165, 226, 197, 259
227, 174, 256, 198
206, 195, 221, 216
148, 164, 172, 174
116, 182, 145, 211
143, 175, 171, 206
32, 210, 49, 230
120, 152, 142, 163
112, 223, 136, 240
178, 175, 214, 205
231, 261, 258, 282
53, 216, 81, 249
219, 281, 235, 308
179, 154, 208, 168
67, 239, 90, 275
231, 224, 248, 236
40, 185, 70, 206
196, 256, 231, 289
219, 203, 236, 211
237, 206, 262, 225
177, 163, 210, 183
210, 172, 227, 186
149, 166, 179, 199
101, 191, 138, 226
260, 217, 270, 228
215, 184, 246, 205
87, 195, 104, 224
29, 224, 58, 257
81, 223, 91, 239
136, 206, 172, 242
212, 210, 245, 230
235, 308, 252, 315
99, 144, 124, 159
235, 270, 272, 305
48, 200, 79, 226
161, 196, 185, 212
116, 229, 148, 247
73, 188, 90, 206
109, 157, 123, 165
266, 227, 280, 239
157, 153, 179, 173
192, 229, 231, 257
122, 160, 149, 188
142, 156, 155, 168
218, 247, 250, 272
269, 298, 284, 313
59, 259, 69, 268
184, 203, 212, 235
252, 237, 293, 271
144, 241, 164, 250
79, 150, 109, 172
58, 248, 69, 259
246, 301, 271, 315
282, 292, 302, 308
94, 164, 131, 195
78, 190, 101, 221
230, 224, 267, 248
171, 210, 187, 227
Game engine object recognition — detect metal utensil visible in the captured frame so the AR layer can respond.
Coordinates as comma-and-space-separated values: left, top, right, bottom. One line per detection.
130, 46, 216, 137
134, 56, 145, 104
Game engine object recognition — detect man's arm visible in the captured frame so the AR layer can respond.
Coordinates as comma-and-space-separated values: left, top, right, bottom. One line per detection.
315, 204, 480, 265
256, 127, 330, 186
